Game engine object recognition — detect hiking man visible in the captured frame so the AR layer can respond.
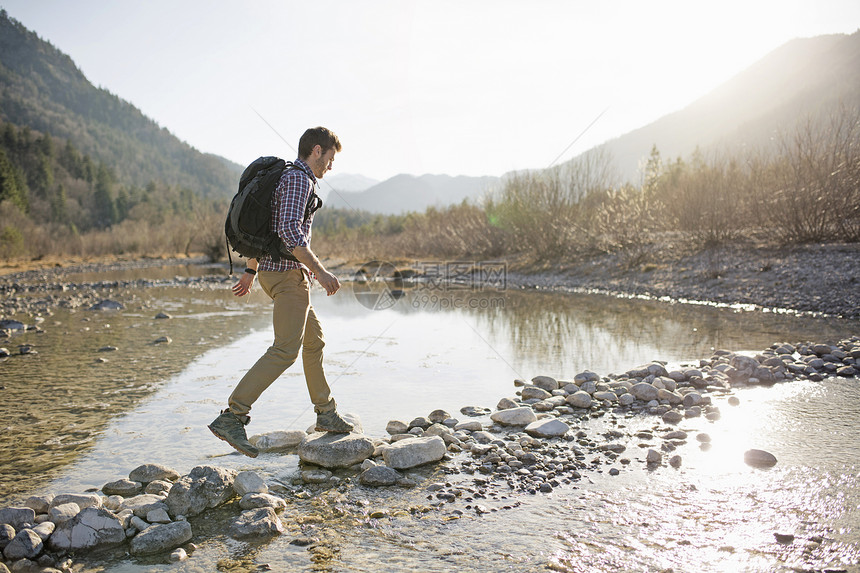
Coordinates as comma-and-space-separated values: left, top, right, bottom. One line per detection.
209, 126, 353, 458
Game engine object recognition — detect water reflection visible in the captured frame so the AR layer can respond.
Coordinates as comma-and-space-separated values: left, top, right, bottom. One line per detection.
2, 265, 858, 572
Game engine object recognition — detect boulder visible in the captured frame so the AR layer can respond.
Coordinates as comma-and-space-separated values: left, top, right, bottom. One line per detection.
120, 494, 166, 518
744, 449, 778, 468
249, 430, 306, 451
145, 480, 173, 496
48, 508, 125, 552
521, 386, 552, 401
0, 524, 14, 550
531, 376, 559, 392
129, 521, 193, 556
385, 420, 409, 435
646, 449, 662, 464
729, 354, 760, 380
50, 494, 101, 510
574, 371, 600, 384
146, 508, 171, 524
657, 389, 683, 404
496, 398, 518, 410
662, 410, 683, 424
427, 409, 451, 423
360, 465, 401, 486
239, 493, 287, 512
298, 433, 375, 469
565, 391, 592, 409
592, 391, 618, 402
30, 522, 54, 541
234, 471, 268, 496
0, 508, 35, 530
49, 503, 80, 525
301, 469, 333, 484
103, 479, 142, 497
460, 406, 491, 417
490, 407, 537, 426
228, 507, 283, 539
454, 420, 482, 432
423, 423, 451, 437
630, 383, 658, 402
382, 436, 446, 469
165, 465, 237, 518
129, 463, 181, 484
3, 529, 42, 560
22, 495, 53, 515
524, 418, 570, 438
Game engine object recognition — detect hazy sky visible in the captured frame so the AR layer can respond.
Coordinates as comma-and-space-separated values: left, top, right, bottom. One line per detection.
3, 1, 859, 180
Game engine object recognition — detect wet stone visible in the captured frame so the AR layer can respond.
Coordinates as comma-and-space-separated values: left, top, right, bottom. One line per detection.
744, 449, 778, 468
130, 521, 193, 555
228, 507, 283, 540
102, 479, 142, 497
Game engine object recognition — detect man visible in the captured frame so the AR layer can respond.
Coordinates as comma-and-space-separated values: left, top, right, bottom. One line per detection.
208, 126, 353, 458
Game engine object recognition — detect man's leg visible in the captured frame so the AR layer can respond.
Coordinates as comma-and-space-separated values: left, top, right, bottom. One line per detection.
228, 269, 310, 415
210, 269, 308, 456
301, 305, 333, 411
303, 306, 353, 433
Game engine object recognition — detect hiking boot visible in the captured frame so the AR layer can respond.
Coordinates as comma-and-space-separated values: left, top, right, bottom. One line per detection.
208, 409, 259, 457
315, 410, 354, 433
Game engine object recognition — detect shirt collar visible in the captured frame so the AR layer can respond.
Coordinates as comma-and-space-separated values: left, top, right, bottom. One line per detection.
294, 158, 317, 183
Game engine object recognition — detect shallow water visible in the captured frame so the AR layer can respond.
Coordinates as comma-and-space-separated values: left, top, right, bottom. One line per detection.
1, 265, 858, 572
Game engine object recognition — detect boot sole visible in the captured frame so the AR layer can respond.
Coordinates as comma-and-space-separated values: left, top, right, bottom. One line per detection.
208, 424, 259, 458
314, 426, 353, 434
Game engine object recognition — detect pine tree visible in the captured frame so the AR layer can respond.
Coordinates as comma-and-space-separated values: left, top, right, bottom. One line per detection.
93, 164, 117, 228
0, 147, 28, 212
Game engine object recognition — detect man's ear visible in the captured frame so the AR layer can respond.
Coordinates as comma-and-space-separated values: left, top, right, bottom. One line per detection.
312, 144, 322, 158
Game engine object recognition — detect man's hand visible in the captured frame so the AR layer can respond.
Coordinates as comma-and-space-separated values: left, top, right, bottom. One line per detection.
316, 270, 341, 296
290, 246, 340, 296
232, 272, 255, 297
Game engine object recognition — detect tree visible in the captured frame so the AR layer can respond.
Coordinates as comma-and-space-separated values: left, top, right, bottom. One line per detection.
0, 147, 28, 212
92, 164, 117, 228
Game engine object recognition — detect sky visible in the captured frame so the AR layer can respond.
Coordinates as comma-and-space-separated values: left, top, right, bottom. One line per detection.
3, 1, 859, 181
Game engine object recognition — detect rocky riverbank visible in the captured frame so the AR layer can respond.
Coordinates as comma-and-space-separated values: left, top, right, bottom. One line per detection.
2, 337, 857, 571
505, 242, 860, 319
2, 241, 858, 320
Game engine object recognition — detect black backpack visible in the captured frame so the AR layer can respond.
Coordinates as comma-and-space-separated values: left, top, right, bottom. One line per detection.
224, 156, 322, 273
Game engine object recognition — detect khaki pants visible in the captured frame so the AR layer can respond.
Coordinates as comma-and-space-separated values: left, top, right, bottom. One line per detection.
228, 269, 334, 416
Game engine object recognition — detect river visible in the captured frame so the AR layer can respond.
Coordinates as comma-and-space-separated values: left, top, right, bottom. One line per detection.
0, 263, 857, 572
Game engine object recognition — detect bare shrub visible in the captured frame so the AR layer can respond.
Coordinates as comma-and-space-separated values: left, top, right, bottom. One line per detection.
489, 149, 616, 262
767, 106, 860, 243
654, 151, 749, 247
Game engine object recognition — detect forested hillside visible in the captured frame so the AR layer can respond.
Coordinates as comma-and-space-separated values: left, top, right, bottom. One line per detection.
0, 10, 240, 197
0, 10, 239, 260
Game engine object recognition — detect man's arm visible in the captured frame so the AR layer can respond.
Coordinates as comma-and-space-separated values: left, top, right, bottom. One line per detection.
232, 258, 259, 297
291, 246, 340, 296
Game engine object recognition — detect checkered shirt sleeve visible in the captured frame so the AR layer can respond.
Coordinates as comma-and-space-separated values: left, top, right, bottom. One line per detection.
257, 159, 316, 273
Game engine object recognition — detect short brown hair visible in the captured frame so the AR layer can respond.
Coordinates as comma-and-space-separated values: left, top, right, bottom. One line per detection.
298, 127, 342, 159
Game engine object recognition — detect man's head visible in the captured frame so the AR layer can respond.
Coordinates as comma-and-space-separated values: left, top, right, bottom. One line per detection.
299, 127, 342, 179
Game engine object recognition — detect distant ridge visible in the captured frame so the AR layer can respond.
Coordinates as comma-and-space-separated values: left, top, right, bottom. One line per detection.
583, 31, 860, 182
324, 173, 500, 214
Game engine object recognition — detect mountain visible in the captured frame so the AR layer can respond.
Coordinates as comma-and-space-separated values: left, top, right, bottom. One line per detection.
0, 10, 242, 197
583, 31, 860, 183
321, 172, 379, 196
323, 173, 500, 214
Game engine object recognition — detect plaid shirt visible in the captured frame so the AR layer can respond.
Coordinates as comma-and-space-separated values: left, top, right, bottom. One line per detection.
257, 158, 318, 274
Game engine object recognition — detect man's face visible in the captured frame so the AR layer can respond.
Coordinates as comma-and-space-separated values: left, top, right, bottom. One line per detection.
310, 146, 337, 179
